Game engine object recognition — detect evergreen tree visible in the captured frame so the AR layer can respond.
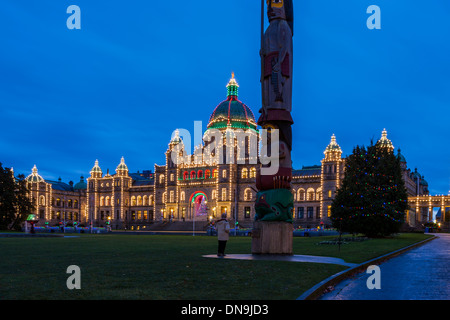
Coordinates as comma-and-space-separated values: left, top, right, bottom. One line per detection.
0, 163, 34, 230
330, 142, 408, 237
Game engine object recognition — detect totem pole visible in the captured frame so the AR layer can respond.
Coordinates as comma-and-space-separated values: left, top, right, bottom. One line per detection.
252, 0, 294, 255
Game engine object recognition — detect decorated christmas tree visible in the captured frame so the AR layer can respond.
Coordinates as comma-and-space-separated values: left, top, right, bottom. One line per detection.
330, 141, 408, 237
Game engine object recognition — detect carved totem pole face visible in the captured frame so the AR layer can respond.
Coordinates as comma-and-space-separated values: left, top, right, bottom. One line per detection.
267, 0, 286, 20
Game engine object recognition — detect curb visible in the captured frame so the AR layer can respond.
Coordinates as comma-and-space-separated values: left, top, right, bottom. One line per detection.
297, 234, 438, 300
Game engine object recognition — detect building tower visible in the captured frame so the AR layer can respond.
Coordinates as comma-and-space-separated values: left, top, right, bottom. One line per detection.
320, 134, 344, 224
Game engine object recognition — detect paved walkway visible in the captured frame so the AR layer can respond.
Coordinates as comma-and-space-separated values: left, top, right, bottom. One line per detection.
320, 233, 450, 300
203, 254, 357, 267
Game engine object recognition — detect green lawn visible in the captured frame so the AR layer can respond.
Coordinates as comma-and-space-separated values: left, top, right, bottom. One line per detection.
0, 233, 432, 300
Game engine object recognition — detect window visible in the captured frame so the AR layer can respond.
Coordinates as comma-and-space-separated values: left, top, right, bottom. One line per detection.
328, 190, 332, 198
39, 196, 45, 206
159, 175, 165, 184
307, 207, 314, 219
213, 169, 218, 178
170, 173, 174, 181
169, 191, 174, 203
180, 191, 185, 202
74, 200, 78, 209
190, 171, 196, 179
205, 170, 211, 179
249, 167, 256, 178
137, 196, 142, 206
183, 171, 189, 180
137, 211, 142, 220
56, 198, 61, 207
143, 210, 148, 220
100, 197, 105, 206
327, 205, 332, 217
297, 207, 304, 219
143, 195, 148, 206
39, 209, 45, 219
131, 196, 136, 206
162, 192, 167, 203
244, 188, 252, 201
316, 188, 322, 201
222, 170, 227, 178
105, 196, 110, 206
212, 190, 217, 200
221, 188, 227, 201
297, 189, 305, 201
244, 207, 251, 219
241, 168, 248, 179
307, 188, 315, 201
316, 206, 320, 219
149, 195, 154, 205
131, 211, 136, 220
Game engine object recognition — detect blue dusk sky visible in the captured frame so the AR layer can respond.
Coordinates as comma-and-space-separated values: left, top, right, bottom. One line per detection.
0, 1, 449, 195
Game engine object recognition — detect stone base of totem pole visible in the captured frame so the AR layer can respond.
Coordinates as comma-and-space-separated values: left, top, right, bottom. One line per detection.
251, 221, 293, 255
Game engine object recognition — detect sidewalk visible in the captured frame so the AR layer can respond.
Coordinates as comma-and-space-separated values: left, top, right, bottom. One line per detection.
318, 233, 449, 300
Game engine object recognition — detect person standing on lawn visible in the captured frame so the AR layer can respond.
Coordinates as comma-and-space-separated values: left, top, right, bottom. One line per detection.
216, 213, 230, 257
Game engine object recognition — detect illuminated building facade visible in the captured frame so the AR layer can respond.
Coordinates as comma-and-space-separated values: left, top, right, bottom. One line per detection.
23, 75, 447, 230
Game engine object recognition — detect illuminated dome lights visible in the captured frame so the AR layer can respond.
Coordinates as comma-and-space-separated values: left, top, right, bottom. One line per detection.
376, 128, 394, 151
207, 73, 257, 132
116, 156, 128, 173
90, 159, 102, 177
324, 134, 342, 161
26, 165, 44, 183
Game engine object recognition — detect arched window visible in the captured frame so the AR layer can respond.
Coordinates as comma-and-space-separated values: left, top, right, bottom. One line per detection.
183, 171, 189, 180
292, 189, 296, 201
131, 196, 136, 206
190, 171, 196, 179
143, 195, 148, 206
100, 197, 105, 206
241, 168, 248, 179
244, 188, 252, 201
39, 195, 45, 206
170, 173, 174, 181
212, 169, 218, 178
205, 170, 211, 179
137, 196, 142, 206
249, 167, 256, 178
222, 170, 227, 178
307, 188, 315, 201
149, 195, 154, 205
197, 170, 203, 179
159, 174, 165, 184
162, 192, 167, 203
169, 191, 174, 203
297, 189, 305, 201
56, 198, 61, 207
180, 191, 185, 202
74, 200, 78, 209
212, 190, 217, 200
68, 199, 72, 208
105, 196, 110, 206
316, 188, 322, 201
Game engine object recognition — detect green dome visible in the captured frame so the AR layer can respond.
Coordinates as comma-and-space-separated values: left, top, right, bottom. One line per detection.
116, 157, 128, 172
206, 74, 257, 132
74, 176, 87, 190
397, 148, 406, 163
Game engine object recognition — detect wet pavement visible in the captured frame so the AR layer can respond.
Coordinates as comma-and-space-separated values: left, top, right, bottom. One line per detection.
203, 254, 357, 267
320, 233, 450, 300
